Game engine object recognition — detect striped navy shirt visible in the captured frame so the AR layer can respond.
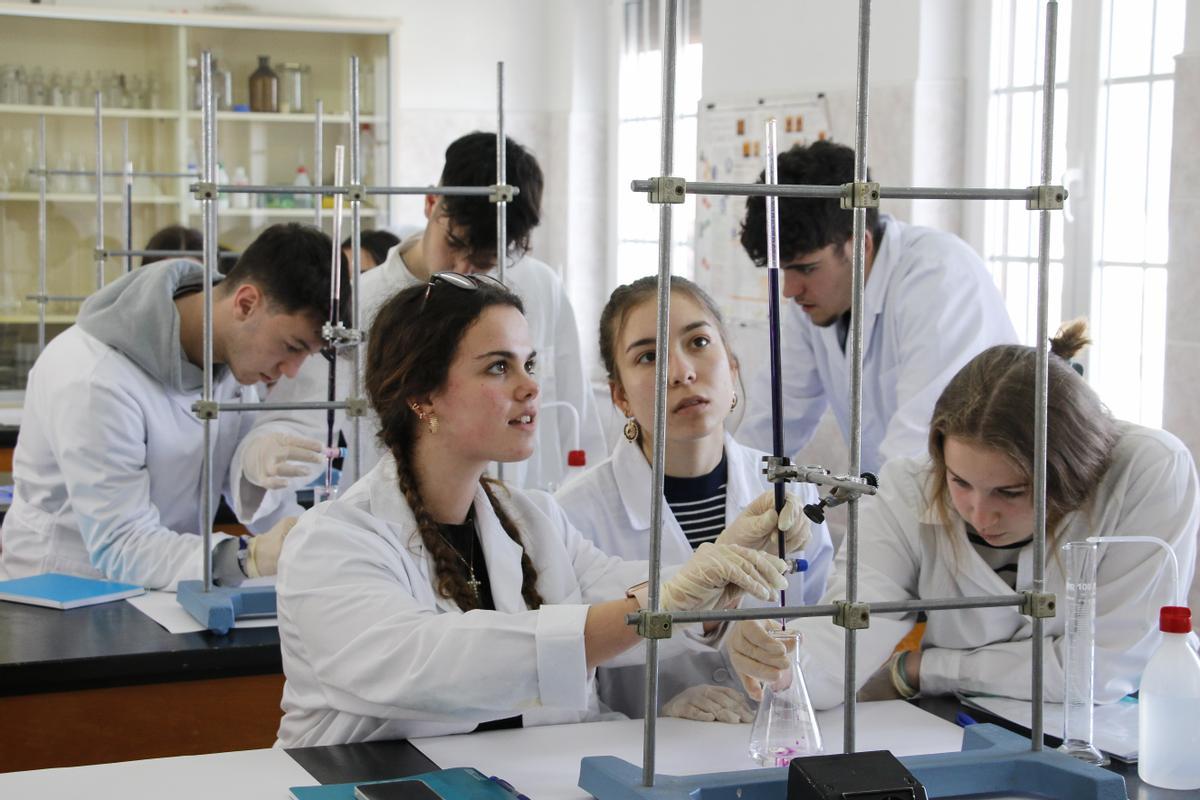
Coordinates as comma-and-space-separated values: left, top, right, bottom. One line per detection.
966, 524, 1027, 589
664, 454, 729, 549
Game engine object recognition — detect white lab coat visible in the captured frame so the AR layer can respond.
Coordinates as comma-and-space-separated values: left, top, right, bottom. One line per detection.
738, 216, 1017, 475
275, 457, 718, 747
0, 327, 269, 589
554, 433, 835, 717
791, 422, 1200, 710
231, 237, 606, 523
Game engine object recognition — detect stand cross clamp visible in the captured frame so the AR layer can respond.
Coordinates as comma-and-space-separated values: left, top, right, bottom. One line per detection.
321, 321, 363, 353
762, 456, 879, 524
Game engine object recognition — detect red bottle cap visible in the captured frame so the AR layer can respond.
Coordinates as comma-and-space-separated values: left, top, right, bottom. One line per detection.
1160, 606, 1192, 633
567, 450, 586, 467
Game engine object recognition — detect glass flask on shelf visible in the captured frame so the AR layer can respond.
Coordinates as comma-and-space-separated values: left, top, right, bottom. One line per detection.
249, 56, 279, 113
748, 627, 823, 766
275, 62, 308, 113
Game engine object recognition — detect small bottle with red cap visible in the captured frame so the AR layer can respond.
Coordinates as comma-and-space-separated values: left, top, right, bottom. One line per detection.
1137, 605, 1200, 790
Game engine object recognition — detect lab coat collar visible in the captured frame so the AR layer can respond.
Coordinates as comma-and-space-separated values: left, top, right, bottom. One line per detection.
366, 456, 526, 614
611, 432, 751, 536
864, 214, 900, 320
376, 234, 424, 294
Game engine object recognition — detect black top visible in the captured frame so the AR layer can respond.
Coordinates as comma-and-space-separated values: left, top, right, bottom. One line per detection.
664, 454, 729, 549
966, 524, 1029, 590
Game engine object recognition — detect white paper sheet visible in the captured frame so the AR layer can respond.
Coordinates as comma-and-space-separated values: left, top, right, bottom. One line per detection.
962, 695, 1140, 762
0, 747, 310, 800
126, 582, 278, 634
412, 701, 964, 800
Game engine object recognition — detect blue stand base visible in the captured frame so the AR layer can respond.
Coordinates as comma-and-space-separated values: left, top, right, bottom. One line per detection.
176, 581, 276, 635
578, 724, 1126, 799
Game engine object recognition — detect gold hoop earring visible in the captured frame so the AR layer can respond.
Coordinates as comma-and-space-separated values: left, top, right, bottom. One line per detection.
411, 403, 438, 435
730, 390, 738, 411
623, 417, 640, 442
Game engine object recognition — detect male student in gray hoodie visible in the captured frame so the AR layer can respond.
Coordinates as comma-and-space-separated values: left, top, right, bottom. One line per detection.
1, 223, 348, 590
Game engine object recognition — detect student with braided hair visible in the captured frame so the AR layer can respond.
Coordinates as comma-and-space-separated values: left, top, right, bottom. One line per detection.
275, 273, 800, 746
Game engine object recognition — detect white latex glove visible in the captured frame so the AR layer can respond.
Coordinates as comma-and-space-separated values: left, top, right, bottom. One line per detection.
241, 432, 324, 490
246, 516, 299, 578
661, 684, 754, 723
728, 620, 794, 701
661, 542, 788, 612
716, 490, 809, 555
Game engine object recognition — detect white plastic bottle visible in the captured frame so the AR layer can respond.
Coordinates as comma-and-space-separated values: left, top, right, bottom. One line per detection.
1138, 605, 1200, 790
293, 165, 312, 209
231, 166, 250, 209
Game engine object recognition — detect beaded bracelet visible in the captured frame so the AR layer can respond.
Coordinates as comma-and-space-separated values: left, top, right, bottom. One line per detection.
889, 650, 919, 699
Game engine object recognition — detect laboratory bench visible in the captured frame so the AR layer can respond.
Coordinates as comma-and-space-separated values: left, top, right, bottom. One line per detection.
0, 595, 283, 773
0, 700, 1186, 800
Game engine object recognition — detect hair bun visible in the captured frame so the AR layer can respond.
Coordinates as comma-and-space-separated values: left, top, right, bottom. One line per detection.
1050, 318, 1091, 361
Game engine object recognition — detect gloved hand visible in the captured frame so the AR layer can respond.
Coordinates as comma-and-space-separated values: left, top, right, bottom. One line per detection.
727, 620, 794, 701
662, 684, 754, 723
661, 543, 788, 612
241, 432, 324, 490
716, 490, 809, 555
246, 516, 299, 577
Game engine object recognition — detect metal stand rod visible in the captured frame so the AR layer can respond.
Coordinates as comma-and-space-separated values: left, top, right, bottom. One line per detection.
314, 99, 324, 229
495, 61, 507, 484
323, 144, 346, 498
843, 0, 873, 755
641, 593, 1028, 626
762, 119, 787, 616
36, 115, 47, 351
93, 91, 104, 291
26, 294, 88, 303
185, 183, 507, 198
98, 248, 242, 260
200, 50, 218, 593
122, 120, 132, 274
31, 168, 198, 179
629, 180, 1044, 203
207, 400, 353, 413
1030, 0, 1061, 752
349, 60, 364, 484
642, 0, 679, 787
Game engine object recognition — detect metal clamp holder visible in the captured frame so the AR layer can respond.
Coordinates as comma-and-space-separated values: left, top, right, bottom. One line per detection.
833, 600, 871, 630
840, 180, 881, 210
636, 610, 674, 640
321, 322, 363, 347
93, 248, 107, 262
489, 183, 515, 203
647, 176, 687, 204
1026, 185, 1066, 210
346, 183, 367, 203
193, 400, 220, 420
344, 397, 370, 418
1020, 590, 1057, 619
192, 181, 217, 201
763, 457, 879, 497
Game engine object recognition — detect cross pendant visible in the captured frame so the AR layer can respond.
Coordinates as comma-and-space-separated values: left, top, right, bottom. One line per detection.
466, 573, 482, 603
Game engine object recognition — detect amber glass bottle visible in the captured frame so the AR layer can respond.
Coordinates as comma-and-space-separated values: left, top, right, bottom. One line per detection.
248, 56, 279, 112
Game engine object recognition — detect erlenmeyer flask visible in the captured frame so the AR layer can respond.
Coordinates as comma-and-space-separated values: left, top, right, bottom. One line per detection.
1060, 540, 1108, 765
748, 628, 823, 766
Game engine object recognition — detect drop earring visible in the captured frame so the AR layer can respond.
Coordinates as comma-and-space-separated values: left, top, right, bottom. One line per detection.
623, 416, 640, 442
730, 390, 739, 411
411, 402, 439, 435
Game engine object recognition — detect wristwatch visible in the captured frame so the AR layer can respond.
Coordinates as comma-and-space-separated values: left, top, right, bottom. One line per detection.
625, 580, 649, 610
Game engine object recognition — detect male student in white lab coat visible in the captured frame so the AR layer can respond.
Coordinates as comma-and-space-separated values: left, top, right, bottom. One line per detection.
0, 224, 347, 590
232, 132, 605, 517
736, 141, 1017, 475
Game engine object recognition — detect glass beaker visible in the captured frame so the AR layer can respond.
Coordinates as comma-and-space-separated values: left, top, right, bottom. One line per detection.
748, 628, 823, 766
1060, 540, 1109, 765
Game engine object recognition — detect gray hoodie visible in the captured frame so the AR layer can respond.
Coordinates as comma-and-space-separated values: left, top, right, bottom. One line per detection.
76, 259, 220, 394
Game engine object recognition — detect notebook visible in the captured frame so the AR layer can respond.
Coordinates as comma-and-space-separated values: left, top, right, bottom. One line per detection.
291, 768, 526, 800
0, 573, 145, 610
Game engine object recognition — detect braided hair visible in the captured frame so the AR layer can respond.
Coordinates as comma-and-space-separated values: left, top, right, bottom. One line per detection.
365, 280, 545, 611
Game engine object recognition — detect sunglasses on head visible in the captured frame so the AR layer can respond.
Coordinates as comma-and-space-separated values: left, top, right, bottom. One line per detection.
420, 271, 508, 311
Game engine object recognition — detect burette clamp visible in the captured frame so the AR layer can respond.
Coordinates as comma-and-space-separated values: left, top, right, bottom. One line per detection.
1020, 590, 1058, 619
489, 183, 515, 203
833, 600, 871, 630
840, 180, 880, 210
346, 183, 367, 203
1026, 184, 1067, 211
321, 322, 362, 348
635, 609, 674, 640
647, 176, 687, 204
191, 181, 218, 201
344, 397, 370, 418
192, 400, 220, 420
